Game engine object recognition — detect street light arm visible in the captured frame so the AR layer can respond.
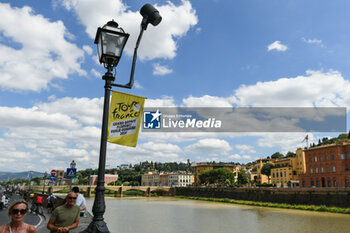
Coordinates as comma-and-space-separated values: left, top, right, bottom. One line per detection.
111, 26, 145, 89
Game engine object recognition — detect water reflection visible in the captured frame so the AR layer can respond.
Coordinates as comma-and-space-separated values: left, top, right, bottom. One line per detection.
85, 197, 350, 233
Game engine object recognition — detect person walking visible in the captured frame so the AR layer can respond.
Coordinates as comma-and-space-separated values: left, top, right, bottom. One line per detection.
34, 195, 44, 214
47, 193, 56, 213
72, 187, 86, 217
47, 192, 80, 233
0, 194, 5, 210
0, 200, 37, 233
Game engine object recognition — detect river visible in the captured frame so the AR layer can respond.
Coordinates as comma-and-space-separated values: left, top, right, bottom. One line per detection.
86, 197, 350, 233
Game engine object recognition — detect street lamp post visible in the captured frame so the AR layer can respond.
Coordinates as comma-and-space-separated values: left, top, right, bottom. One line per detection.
81, 4, 161, 233
70, 160, 76, 191
42, 172, 48, 194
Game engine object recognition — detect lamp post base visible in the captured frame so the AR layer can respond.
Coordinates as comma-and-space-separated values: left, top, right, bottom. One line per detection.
80, 220, 110, 233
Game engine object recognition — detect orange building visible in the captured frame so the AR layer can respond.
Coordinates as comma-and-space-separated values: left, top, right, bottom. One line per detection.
299, 142, 350, 187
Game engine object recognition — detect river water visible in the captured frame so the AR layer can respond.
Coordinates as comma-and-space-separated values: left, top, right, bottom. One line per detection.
86, 197, 350, 233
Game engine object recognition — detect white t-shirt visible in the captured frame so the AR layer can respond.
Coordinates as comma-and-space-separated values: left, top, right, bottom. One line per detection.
76, 193, 86, 213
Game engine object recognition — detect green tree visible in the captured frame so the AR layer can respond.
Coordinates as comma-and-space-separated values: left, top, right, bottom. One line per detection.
285, 151, 296, 157
271, 152, 284, 159
237, 169, 249, 186
199, 168, 235, 186
261, 163, 274, 183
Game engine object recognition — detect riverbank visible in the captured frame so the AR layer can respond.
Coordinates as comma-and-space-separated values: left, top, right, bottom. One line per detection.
175, 196, 350, 214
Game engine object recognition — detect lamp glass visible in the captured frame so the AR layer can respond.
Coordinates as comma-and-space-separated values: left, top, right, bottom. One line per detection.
95, 22, 129, 67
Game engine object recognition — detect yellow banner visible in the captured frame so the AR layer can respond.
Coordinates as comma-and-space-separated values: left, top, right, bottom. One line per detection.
107, 91, 146, 147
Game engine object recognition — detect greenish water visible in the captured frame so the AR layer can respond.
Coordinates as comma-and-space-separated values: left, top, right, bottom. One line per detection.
86, 197, 350, 233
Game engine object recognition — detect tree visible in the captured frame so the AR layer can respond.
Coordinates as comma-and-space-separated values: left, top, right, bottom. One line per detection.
285, 151, 296, 157
199, 168, 235, 186
237, 169, 249, 186
271, 152, 284, 159
261, 163, 274, 183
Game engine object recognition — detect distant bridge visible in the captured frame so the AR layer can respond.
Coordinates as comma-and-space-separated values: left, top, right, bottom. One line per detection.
24, 185, 174, 197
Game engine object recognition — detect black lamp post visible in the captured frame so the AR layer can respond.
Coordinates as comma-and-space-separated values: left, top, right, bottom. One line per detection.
82, 4, 161, 233
42, 172, 48, 194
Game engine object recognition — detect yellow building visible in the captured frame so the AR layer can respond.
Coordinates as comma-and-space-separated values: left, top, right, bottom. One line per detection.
295, 148, 306, 175
271, 149, 306, 187
191, 163, 236, 185
256, 158, 274, 184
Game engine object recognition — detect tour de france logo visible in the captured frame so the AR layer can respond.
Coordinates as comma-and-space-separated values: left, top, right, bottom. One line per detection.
143, 110, 161, 129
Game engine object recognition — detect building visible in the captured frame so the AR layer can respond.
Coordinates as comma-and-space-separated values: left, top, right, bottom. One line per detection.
168, 172, 193, 187
89, 174, 118, 185
141, 172, 160, 186
271, 157, 298, 187
256, 158, 274, 184
191, 163, 236, 185
295, 148, 306, 176
299, 142, 350, 188
159, 173, 169, 186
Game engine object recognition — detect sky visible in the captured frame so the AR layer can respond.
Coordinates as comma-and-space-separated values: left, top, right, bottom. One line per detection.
0, 0, 350, 173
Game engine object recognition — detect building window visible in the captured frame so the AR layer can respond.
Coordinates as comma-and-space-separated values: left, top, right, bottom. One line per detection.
315, 167, 318, 174
331, 154, 334, 160
310, 167, 313, 174
342, 163, 346, 172
332, 164, 336, 172
302, 179, 305, 187
316, 179, 320, 187
327, 177, 331, 187
348, 153, 350, 159
320, 155, 323, 161
309, 156, 312, 163
345, 177, 350, 187
340, 154, 345, 160
276, 173, 279, 178
321, 167, 324, 173
326, 164, 330, 173
325, 155, 329, 161
311, 179, 314, 187
333, 177, 337, 187
272, 173, 275, 178
284, 171, 286, 177
280, 172, 283, 177
314, 156, 318, 162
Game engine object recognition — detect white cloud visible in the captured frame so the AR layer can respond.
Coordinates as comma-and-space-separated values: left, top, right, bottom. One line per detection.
182, 95, 233, 107
90, 68, 102, 78
83, 45, 93, 55
0, 3, 86, 92
267, 41, 288, 52
153, 63, 173, 76
302, 37, 325, 47
257, 133, 312, 154
58, 0, 198, 61
133, 81, 144, 89
185, 138, 232, 155
232, 70, 350, 107
235, 144, 256, 154
228, 154, 252, 160
144, 96, 176, 107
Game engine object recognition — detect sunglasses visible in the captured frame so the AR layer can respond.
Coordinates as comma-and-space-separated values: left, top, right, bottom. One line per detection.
11, 209, 27, 215
68, 197, 77, 200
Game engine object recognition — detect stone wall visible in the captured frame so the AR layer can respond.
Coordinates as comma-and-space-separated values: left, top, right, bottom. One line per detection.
175, 187, 350, 208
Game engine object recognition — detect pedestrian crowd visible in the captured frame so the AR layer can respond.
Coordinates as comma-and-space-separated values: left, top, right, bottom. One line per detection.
0, 186, 87, 233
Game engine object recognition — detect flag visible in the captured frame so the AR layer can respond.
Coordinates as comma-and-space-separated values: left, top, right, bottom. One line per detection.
302, 134, 308, 142
107, 91, 146, 147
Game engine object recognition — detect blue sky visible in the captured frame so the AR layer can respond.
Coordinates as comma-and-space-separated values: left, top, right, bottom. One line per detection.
0, 0, 349, 172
